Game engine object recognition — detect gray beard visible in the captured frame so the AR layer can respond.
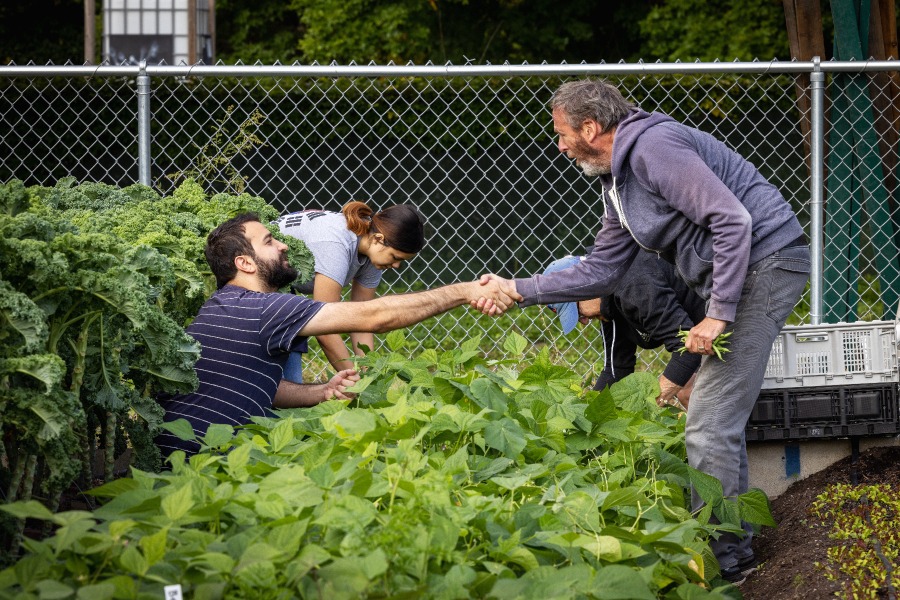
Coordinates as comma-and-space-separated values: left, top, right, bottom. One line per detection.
580, 161, 610, 177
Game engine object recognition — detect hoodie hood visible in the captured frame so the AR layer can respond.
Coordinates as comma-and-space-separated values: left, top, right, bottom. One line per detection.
609, 109, 675, 179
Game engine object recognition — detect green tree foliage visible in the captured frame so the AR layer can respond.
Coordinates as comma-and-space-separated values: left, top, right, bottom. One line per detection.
638, 0, 791, 61
214, 0, 305, 64
216, 0, 657, 64
0, 0, 85, 64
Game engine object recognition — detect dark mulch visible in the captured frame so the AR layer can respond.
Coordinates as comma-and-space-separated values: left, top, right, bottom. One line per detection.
740, 444, 900, 600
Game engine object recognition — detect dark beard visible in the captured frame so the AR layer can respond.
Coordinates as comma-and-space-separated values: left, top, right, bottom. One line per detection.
257, 254, 298, 290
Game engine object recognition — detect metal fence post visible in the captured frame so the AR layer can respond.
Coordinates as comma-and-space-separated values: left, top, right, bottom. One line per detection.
136, 60, 152, 186
809, 57, 825, 325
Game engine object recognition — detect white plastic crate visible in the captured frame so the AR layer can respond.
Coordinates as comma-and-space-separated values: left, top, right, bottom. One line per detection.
761, 319, 900, 389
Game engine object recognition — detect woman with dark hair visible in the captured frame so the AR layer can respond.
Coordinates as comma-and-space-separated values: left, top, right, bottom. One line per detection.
275, 200, 427, 380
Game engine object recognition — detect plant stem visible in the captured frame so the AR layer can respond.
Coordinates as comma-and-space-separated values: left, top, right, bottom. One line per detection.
105, 411, 116, 482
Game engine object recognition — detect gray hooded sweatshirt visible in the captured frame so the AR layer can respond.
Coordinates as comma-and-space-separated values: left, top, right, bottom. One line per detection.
516, 109, 804, 322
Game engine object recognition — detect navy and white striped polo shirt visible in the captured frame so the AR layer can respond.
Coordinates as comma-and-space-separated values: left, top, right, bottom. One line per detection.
156, 284, 324, 456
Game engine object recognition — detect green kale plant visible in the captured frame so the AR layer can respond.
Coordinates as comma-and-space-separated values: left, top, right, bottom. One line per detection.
0, 179, 314, 559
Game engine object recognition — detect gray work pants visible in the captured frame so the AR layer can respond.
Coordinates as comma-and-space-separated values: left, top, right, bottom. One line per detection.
685, 245, 811, 570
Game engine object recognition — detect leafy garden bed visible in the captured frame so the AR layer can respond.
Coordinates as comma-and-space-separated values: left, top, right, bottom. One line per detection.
1, 329, 774, 598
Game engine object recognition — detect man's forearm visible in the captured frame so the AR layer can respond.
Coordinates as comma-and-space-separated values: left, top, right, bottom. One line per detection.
304, 282, 473, 336
273, 380, 329, 408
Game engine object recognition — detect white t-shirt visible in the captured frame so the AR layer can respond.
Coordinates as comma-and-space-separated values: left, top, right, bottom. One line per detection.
275, 210, 382, 295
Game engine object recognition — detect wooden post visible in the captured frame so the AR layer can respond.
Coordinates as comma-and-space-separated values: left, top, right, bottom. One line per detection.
208, 0, 216, 63
84, 0, 96, 65
188, 0, 197, 64
782, 0, 827, 165
867, 0, 900, 209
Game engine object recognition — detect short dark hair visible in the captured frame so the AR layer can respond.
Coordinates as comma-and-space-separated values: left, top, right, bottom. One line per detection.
550, 79, 635, 132
205, 212, 259, 289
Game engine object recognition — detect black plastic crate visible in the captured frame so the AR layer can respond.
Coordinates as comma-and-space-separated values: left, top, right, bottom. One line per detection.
746, 383, 900, 441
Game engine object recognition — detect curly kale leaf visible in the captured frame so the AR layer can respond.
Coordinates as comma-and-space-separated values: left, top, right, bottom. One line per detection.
0, 279, 49, 353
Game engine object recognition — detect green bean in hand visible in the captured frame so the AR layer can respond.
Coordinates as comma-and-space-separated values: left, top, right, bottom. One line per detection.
676, 329, 732, 360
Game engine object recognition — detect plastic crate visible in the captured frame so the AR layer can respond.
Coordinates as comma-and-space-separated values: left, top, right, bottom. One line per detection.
761, 320, 900, 389
746, 383, 900, 441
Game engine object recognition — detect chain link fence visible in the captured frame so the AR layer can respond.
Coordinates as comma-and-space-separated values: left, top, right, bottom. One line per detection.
2, 61, 899, 380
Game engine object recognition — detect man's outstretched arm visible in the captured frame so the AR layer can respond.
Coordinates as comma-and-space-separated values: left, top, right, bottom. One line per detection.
300, 278, 521, 337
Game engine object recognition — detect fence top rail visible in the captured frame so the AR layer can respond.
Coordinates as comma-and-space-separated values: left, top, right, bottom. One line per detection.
2, 59, 900, 79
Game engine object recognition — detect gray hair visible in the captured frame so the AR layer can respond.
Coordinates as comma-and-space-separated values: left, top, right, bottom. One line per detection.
550, 80, 635, 132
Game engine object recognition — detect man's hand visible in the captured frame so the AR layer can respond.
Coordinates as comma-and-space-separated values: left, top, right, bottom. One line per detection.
274, 368, 361, 408
656, 374, 686, 411
684, 317, 728, 355
656, 373, 695, 411
324, 368, 361, 401
470, 274, 522, 316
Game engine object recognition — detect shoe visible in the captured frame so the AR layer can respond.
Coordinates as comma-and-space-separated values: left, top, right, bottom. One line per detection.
720, 554, 759, 586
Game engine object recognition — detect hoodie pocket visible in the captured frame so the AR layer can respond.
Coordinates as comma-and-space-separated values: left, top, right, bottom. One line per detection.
676, 245, 714, 299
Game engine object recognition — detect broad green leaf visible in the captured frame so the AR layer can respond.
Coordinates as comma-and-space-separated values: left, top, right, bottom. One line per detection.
87, 477, 140, 498
34, 579, 74, 599
543, 532, 622, 562
234, 560, 276, 588
590, 564, 656, 599
460, 336, 482, 354
119, 545, 148, 576
385, 329, 407, 351
161, 484, 195, 521
602, 487, 646, 511
139, 527, 168, 566
358, 548, 389, 579
483, 418, 526, 457
610, 372, 658, 413
596, 417, 634, 442
0, 500, 55, 521
158, 418, 197, 441
323, 409, 376, 437
501, 545, 540, 572
688, 467, 724, 506
490, 474, 531, 491
75, 582, 116, 600
468, 378, 509, 416
473, 457, 514, 482
713, 497, 742, 530
520, 362, 579, 387
202, 423, 235, 449
53, 519, 96, 555
193, 552, 235, 575
226, 441, 252, 481
738, 488, 776, 527
49, 511, 95, 528
268, 417, 295, 452
427, 564, 476, 599
315, 495, 377, 529
503, 332, 527, 356
317, 557, 370, 595
584, 387, 616, 425
105, 575, 136, 599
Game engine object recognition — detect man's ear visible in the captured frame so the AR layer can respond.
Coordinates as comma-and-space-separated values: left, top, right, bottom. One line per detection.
234, 254, 257, 274
581, 119, 604, 143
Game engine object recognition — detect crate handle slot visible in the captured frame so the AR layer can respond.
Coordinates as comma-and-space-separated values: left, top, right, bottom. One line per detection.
797, 333, 828, 342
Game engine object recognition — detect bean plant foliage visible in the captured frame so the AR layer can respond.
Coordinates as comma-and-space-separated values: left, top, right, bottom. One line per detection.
2, 328, 771, 599
0, 179, 314, 547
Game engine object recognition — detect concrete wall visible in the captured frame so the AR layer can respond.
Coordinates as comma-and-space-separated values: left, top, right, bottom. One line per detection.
747, 435, 900, 498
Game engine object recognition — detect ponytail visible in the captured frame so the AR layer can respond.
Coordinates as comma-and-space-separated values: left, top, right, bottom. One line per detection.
341, 200, 427, 254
